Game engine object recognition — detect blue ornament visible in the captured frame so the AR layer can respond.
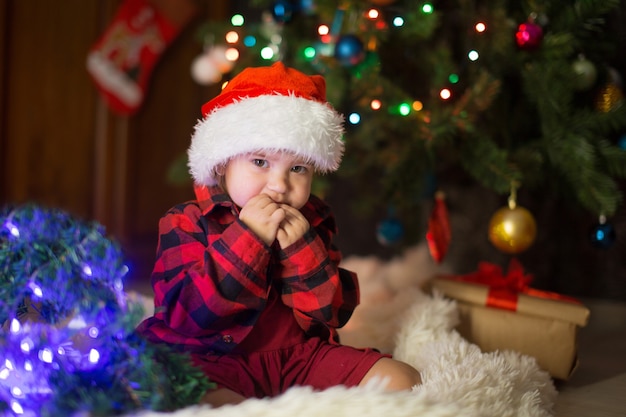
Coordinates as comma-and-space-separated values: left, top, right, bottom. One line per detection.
376, 217, 404, 246
271, 0, 295, 23
589, 221, 616, 249
334, 34, 365, 67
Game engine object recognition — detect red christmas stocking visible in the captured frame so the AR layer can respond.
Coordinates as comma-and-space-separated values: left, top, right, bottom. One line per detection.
86, 0, 196, 115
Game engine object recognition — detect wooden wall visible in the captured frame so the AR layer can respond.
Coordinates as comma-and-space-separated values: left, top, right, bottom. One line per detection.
0, 0, 229, 291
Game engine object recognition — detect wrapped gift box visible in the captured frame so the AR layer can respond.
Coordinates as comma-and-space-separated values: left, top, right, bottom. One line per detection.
431, 260, 590, 380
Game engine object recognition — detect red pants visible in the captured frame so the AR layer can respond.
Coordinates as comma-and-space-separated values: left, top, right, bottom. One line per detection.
191, 286, 387, 398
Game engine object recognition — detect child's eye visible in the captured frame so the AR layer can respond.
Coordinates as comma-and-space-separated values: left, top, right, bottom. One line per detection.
291, 165, 309, 174
253, 159, 268, 168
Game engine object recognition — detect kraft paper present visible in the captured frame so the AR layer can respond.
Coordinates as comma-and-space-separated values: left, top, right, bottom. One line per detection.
432, 264, 590, 380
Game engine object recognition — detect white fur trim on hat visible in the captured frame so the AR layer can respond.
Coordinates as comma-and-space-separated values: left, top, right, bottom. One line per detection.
188, 93, 345, 186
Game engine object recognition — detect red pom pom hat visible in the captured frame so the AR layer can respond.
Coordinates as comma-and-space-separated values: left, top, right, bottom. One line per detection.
188, 62, 345, 186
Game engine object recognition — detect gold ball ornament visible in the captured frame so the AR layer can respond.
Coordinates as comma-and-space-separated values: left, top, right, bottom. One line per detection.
488, 205, 537, 254
594, 82, 624, 113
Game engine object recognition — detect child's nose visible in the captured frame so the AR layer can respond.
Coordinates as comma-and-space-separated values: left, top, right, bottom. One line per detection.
267, 171, 288, 193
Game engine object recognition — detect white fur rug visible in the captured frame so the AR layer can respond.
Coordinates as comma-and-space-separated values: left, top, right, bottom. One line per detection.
130, 244, 557, 417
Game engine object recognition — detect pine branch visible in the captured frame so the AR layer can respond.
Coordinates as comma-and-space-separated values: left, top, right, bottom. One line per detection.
459, 136, 522, 194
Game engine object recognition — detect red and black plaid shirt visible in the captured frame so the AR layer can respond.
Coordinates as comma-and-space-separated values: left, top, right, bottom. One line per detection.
136, 185, 359, 354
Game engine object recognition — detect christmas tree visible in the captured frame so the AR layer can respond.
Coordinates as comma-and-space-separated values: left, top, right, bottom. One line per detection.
188, 0, 626, 256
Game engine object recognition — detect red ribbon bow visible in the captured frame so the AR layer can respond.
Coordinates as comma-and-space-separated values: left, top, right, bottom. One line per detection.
453, 258, 578, 311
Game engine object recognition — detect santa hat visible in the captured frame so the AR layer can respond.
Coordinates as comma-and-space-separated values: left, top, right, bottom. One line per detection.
188, 62, 345, 186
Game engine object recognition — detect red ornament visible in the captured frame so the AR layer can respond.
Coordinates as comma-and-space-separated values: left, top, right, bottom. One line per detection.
515, 22, 543, 50
426, 191, 451, 263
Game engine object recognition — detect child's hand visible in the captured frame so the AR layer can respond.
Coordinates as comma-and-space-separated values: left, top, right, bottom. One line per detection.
276, 204, 310, 249
239, 194, 285, 246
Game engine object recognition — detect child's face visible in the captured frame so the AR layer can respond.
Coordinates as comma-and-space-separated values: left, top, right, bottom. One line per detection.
223, 151, 314, 210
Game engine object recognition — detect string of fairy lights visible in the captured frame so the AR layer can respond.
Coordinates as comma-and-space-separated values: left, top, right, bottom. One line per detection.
0, 205, 211, 415
0, 206, 130, 414
191, 2, 483, 121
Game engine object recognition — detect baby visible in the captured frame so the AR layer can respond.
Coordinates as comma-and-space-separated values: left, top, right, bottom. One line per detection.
136, 62, 421, 406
